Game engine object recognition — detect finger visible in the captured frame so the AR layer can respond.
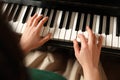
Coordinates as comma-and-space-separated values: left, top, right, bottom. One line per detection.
36, 17, 48, 33
73, 39, 80, 54
28, 14, 38, 27
38, 33, 51, 46
93, 34, 97, 44
78, 34, 88, 48
86, 26, 94, 44
31, 15, 43, 27
97, 35, 103, 51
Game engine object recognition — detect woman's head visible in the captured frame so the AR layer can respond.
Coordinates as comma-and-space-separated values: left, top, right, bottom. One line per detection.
0, 3, 29, 80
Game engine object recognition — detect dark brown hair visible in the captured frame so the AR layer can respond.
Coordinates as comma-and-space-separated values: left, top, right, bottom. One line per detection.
0, 2, 30, 80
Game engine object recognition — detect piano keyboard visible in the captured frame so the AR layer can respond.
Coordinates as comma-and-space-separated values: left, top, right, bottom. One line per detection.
1, 2, 120, 51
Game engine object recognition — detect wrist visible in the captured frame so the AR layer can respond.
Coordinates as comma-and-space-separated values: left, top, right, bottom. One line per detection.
82, 64, 101, 80
20, 42, 30, 54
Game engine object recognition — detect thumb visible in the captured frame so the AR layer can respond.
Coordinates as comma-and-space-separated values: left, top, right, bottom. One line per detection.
38, 33, 51, 46
97, 35, 103, 51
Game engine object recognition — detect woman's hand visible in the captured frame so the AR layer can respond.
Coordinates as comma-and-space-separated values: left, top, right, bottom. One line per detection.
73, 26, 103, 80
20, 14, 51, 53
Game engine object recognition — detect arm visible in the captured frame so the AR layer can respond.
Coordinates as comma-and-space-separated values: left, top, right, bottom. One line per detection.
73, 26, 103, 80
20, 14, 51, 54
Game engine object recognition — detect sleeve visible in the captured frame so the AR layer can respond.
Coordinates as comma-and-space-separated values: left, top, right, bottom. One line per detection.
28, 68, 67, 80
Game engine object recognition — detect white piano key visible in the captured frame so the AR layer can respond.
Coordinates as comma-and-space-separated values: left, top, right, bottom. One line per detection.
16, 6, 27, 33
1, 3, 5, 12
16, 22, 24, 34
12, 21, 19, 31
21, 7, 34, 33
7, 4, 14, 17
38, 8, 43, 16
70, 12, 78, 41
2, 3, 8, 13
36, 7, 40, 14
40, 8, 48, 36
8, 4, 15, 26
42, 9, 54, 37
23, 7, 40, 33
112, 17, 118, 48
77, 13, 84, 42
78, 13, 84, 31
42, 25, 50, 37
49, 10, 60, 38
59, 11, 69, 40
64, 12, 76, 41
49, 11, 59, 38
12, 5, 26, 31
92, 15, 97, 33
9, 5, 19, 26
101, 16, 107, 47
44, 8, 48, 16
95, 15, 100, 34
119, 36, 120, 48
28, 6, 34, 17
106, 17, 114, 47
59, 28, 66, 40
53, 11, 62, 39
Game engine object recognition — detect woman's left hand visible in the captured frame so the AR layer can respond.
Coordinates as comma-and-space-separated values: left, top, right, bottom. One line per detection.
20, 14, 51, 53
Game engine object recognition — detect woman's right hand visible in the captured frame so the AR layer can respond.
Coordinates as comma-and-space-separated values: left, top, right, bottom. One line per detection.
73, 26, 103, 80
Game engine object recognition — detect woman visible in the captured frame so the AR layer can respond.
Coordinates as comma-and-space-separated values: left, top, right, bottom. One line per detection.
0, 4, 102, 80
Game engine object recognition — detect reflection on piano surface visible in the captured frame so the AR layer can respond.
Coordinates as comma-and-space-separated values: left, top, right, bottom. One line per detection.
1, 0, 120, 55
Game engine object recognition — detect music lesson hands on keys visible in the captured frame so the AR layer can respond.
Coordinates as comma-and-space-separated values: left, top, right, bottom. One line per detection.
2, 3, 120, 49
20, 14, 51, 53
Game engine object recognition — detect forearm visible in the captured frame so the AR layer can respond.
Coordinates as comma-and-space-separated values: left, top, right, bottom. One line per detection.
83, 66, 101, 80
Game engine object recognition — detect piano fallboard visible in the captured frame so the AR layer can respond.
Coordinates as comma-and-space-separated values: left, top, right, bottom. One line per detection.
2, 0, 120, 16
43, 40, 120, 55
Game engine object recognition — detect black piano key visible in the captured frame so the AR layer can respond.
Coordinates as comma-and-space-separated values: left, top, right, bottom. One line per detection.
31, 6, 37, 16
116, 17, 120, 36
50, 9, 57, 28
46, 8, 51, 17
105, 16, 110, 35
89, 14, 94, 29
41, 8, 45, 15
65, 11, 72, 29
13, 4, 22, 22
59, 11, 65, 29
98, 15, 103, 34
22, 5, 31, 23
44, 9, 51, 26
3, 3, 12, 17
82, 13, 87, 31
8, 4, 17, 21
75, 12, 81, 31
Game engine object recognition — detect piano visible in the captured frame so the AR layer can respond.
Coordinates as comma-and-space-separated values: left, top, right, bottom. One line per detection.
1, 0, 120, 55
